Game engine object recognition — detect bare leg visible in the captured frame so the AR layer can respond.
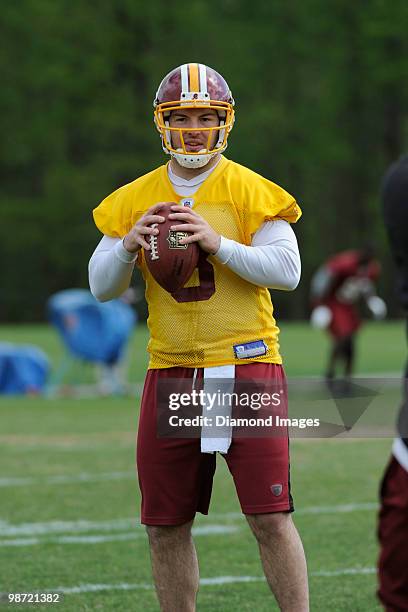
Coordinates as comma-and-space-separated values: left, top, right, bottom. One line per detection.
246, 513, 309, 612
146, 520, 198, 612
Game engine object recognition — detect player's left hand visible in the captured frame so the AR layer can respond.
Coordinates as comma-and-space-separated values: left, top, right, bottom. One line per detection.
169, 205, 221, 255
367, 295, 387, 320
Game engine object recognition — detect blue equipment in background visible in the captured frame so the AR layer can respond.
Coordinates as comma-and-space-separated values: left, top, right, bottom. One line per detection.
47, 289, 136, 366
0, 343, 50, 394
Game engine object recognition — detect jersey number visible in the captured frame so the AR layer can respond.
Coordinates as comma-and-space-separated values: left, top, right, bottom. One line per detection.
171, 251, 215, 303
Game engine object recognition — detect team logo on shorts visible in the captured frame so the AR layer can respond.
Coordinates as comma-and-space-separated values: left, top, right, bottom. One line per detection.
270, 484, 283, 496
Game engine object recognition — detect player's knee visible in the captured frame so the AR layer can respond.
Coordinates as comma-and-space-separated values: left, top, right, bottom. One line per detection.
246, 512, 292, 545
146, 520, 193, 547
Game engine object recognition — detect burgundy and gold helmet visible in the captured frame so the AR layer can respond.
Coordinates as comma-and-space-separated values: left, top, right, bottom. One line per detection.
154, 63, 235, 168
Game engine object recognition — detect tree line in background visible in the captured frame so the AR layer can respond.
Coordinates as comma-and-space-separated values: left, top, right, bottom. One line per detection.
1, 0, 407, 321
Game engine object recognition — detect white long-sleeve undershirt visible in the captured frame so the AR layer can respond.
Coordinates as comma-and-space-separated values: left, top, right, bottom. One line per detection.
88, 219, 301, 302
216, 220, 301, 290
89, 162, 301, 301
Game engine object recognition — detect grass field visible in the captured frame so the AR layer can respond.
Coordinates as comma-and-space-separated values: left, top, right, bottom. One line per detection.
0, 321, 406, 611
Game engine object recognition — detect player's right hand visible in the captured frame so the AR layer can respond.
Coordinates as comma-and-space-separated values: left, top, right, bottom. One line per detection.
122, 203, 171, 253
367, 295, 387, 320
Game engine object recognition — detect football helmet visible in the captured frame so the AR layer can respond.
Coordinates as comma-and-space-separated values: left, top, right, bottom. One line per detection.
154, 63, 235, 168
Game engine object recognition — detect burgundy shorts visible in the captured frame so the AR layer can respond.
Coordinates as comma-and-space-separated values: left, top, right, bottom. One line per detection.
377, 456, 408, 611
326, 299, 361, 339
136, 362, 293, 525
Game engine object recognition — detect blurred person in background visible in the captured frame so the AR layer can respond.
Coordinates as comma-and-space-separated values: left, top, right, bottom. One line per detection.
310, 247, 386, 381
95, 287, 138, 396
378, 154, 408, 611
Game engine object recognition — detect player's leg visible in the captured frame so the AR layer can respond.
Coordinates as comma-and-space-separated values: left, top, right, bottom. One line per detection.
325, 303, 343, 379
225, 363, 309, 611
246, 512, 309, 611
326, 302, 358, 380
137, 367, 216, 611
227, 433, 309, 611
325, 338, 338, 379
377, 455, 408, 611
146, 520, 198, 612
342, 334, 355, 378
326, 336, 350, 380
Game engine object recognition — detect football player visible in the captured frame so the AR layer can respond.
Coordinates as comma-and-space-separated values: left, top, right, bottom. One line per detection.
310, 247, 386, 380
378, 154, 408, 611
89, 63, 308, 611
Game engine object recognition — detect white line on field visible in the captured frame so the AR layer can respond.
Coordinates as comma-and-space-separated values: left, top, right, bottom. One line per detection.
313, 567, 376, 577
0, 471, 135, 487
0, 502, 378, 538
0, 518, 141, 536
11, 568, 375, 596
205, 502, 379, 519
0, 525, 239, 547
296, 502, 378, 514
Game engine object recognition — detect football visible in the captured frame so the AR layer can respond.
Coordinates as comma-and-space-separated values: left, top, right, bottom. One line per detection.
144, 203, 200, 293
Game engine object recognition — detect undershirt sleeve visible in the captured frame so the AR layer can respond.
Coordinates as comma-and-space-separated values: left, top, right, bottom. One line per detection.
88, 235, 137, 301
214, 219, 301, 290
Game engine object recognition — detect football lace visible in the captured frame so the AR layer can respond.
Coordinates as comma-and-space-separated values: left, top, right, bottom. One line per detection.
149, 224, 159, 260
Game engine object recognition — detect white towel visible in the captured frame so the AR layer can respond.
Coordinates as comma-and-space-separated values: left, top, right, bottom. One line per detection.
200, 365, 235, 454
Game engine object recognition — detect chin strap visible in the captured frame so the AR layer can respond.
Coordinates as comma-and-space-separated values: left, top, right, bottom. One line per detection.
171, 150, 215, 168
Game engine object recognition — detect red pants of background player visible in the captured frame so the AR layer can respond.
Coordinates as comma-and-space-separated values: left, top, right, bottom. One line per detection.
378, 456, 408, 611
326, 299, 361, 339
136, 363, 293, 525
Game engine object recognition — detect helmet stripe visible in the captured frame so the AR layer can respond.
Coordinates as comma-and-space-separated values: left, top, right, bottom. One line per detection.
180, 64, 189, 93
198, 64, 208, 94
188, 63, 199, 92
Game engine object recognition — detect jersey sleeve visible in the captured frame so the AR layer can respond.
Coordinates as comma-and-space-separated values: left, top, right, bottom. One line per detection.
92, 184, 135, 238
243, 173, 302, 237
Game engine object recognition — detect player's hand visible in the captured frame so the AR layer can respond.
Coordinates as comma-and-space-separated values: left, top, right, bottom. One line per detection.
367, 295, 387, 320
122, 203, 170, 253
310, 305, 332, 329
168, 205, 221, 254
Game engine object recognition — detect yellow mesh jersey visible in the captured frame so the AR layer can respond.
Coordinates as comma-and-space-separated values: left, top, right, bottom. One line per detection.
93, 156, 302, 369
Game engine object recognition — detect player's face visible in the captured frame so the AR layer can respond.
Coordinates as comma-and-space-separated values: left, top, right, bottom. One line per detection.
168, 108, 220, 152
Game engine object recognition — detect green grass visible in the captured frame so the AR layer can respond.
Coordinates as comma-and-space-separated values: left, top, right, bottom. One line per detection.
279, 319, 406, 376
1, 319, 406, 379
0, 321, 405, 610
